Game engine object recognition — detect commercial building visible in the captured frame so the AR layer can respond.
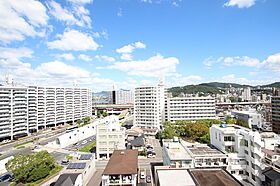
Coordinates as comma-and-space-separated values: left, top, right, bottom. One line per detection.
134, 79, 165, 135
96, 116, 126, 159
272, 96, 280, 134
102, 150, 138, 186
165, 96, 216, 122
210, 124, 280, 186
232, 110, 262, 129
109, 89, 134, 104
154, 166, 242, 186
0, 85, 92, 140
162, 138, 227, 169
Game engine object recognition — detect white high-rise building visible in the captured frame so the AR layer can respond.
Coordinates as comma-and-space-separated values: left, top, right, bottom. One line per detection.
165, 96, 216, 122
210, 124, 280, 186
242, 87, 251, 101
108, 89, 134, 104
0, 85, 92, 140
134, 79, 165, 135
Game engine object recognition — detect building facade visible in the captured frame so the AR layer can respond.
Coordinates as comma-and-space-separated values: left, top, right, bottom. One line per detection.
165, 96, 216, 122
272, 96, 280, 134
134, 80, 165, 134
232, 110, 262, 129
96, 116, 125, 159
109, 89, 134, 104
0, 85, 92, 140
210, 124, 280, 186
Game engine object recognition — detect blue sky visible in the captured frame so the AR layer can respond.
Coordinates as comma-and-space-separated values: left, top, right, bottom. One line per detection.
0, 0, 280, 91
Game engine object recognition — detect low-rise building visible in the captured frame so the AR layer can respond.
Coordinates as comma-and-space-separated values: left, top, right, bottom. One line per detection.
232, 110, 262, 129
55, 153, 95, 186
162, 138, 227, 169
96, 116, 126, 159
102, 150, 138, 186
154, 166, 242, 186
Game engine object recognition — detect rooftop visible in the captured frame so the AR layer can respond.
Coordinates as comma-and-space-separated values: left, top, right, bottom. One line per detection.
103, 149, 138, 175
163, 141, 192, 160
187, 145, 225, 157
54, 173, 80, 186
190, 169, 242, 186
157, 169, 196, 186
262, 148, 280, 156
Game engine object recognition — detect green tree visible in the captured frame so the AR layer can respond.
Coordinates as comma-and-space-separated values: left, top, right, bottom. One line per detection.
97, 111, 101, 118
225, 117, 237, 124
185, 123, 209, 140
103, 111, 108, 117
6, 151, 56, 183
236, 119, 249, 128
198, 133, 210, 144
83, 116, 91, 124
76, 120, 82, 125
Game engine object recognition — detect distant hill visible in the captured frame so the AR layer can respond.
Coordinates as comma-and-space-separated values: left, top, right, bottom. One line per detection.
168, 85, 223, 96
262, 82, 280, 88
168, 81, 280, 96
198, 82, 251, 88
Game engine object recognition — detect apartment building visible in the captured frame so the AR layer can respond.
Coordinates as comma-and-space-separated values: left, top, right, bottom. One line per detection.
210, 124, 280, 186
165, 96, 216, 122
96, 116, 125, 159
0, 85, 92, 140
134, 79, 165, 135
109, 89, 134, 104
272, 96, 280, 134
232, 110, 262, 129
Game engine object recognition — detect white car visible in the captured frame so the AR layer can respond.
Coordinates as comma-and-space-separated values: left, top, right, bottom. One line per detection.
81, 140, 87, 144
140, 171, 146, 179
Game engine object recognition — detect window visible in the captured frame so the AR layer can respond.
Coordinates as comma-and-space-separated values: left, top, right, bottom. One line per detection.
239, 170, 244, 175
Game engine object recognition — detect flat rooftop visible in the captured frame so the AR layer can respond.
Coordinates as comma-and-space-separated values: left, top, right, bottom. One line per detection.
187, 145, 225, 157
163, 141, 192, 160
190, 169, 242, 186
103, 149, 138, 175
157, 169, 196, 186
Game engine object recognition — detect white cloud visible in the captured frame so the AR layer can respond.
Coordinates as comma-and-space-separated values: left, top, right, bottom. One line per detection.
55, 53, 75, 61
47, 1, 91, 27
0, 47, 33, 59
169, 75, 203, 87
100, 54, 179, 77
67, 0, 93, 4
95, 55, 115, 62
78, 54, 92, 62
120, 54, 133, 61
116, 41, 146, 54
117, 8, 122, 17
0, 0, 48, 43
203, 56, 261, 68
47, 29, 100, 51
262, 53, 280, 75
134, 41, 146, 49
116, 44, 135, 54
224, 0, 256, 8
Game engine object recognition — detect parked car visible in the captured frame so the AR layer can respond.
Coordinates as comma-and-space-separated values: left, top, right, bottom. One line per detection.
61, 159, 69, 165
140, 171, 146, 179
0, 174, 11, 182
82, 140, 87, 145
146, 175, 151, 183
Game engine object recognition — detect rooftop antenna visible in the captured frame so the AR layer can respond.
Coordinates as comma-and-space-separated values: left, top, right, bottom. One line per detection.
158, 76, 165, 86
5, 74, 13, 86
73, 80, 78, 87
